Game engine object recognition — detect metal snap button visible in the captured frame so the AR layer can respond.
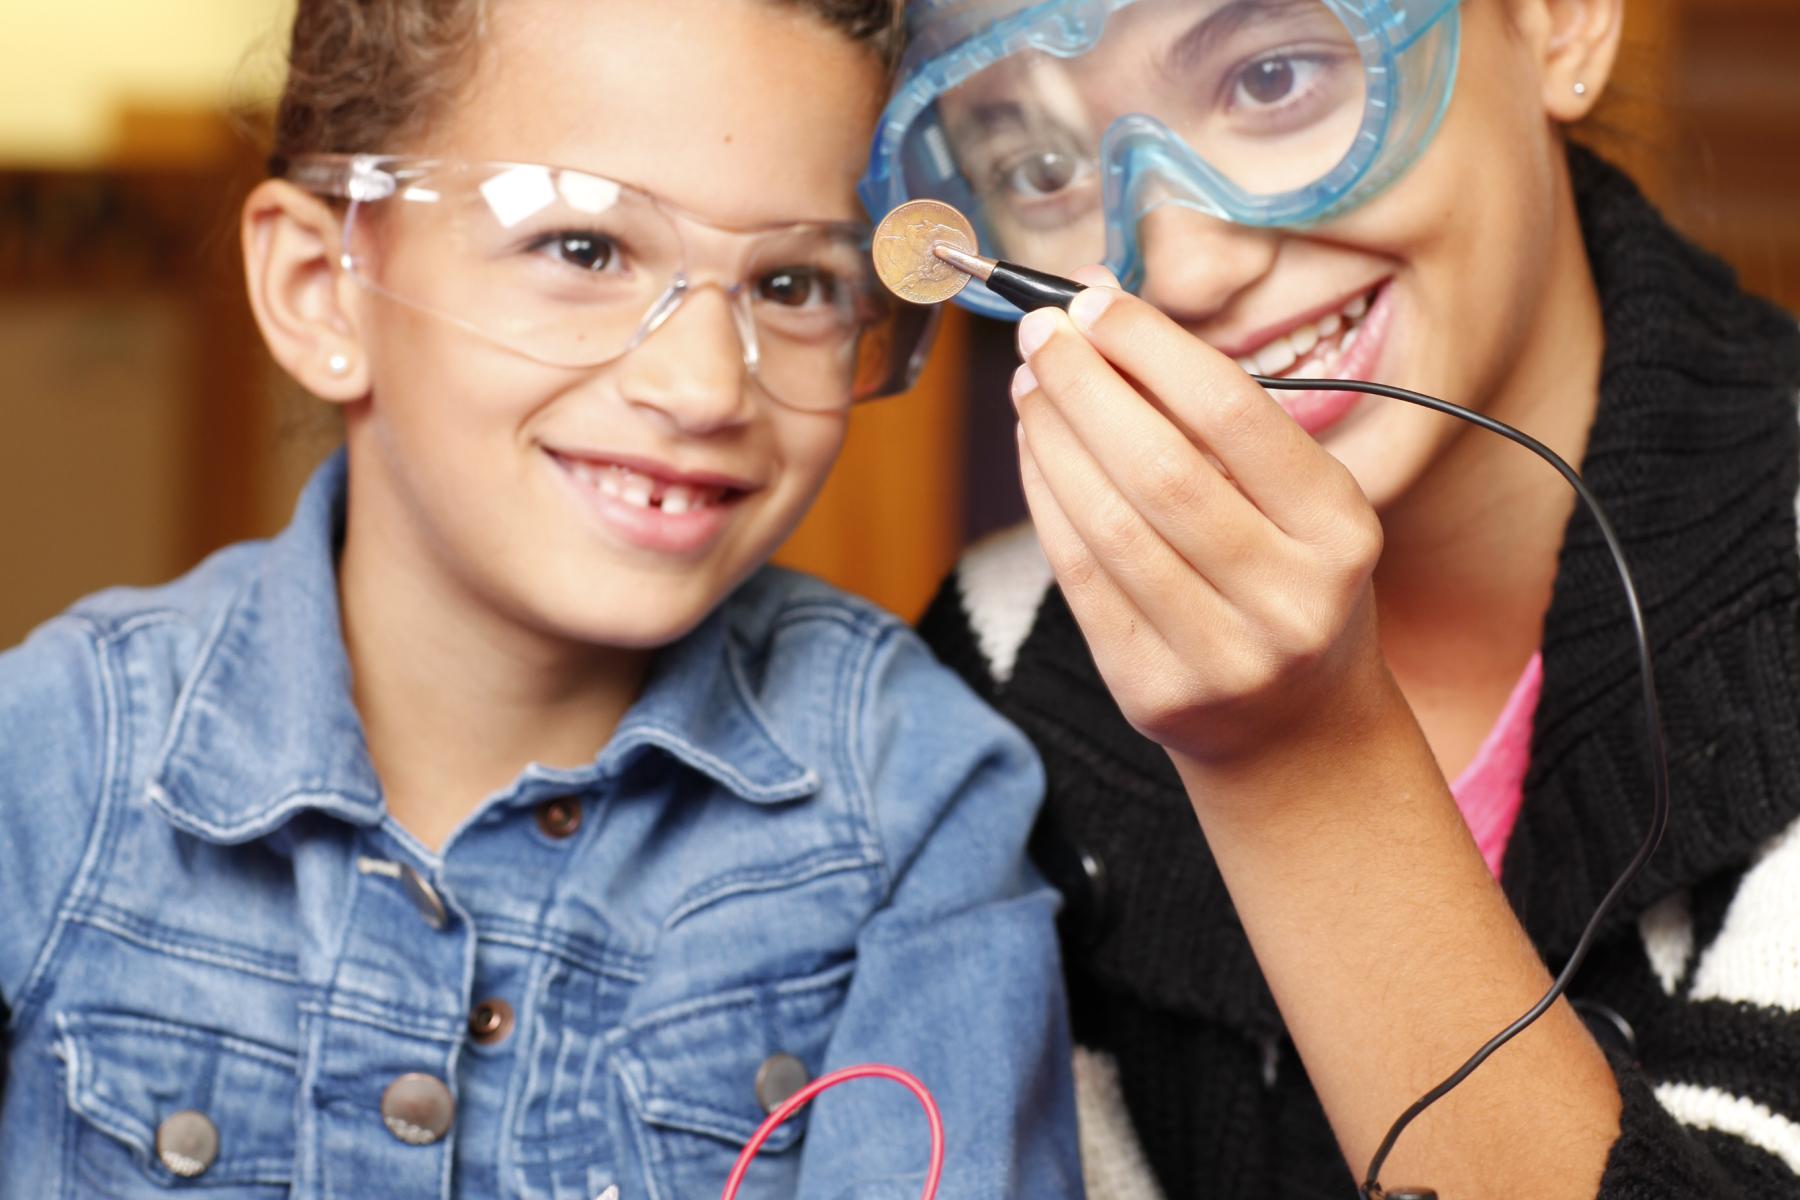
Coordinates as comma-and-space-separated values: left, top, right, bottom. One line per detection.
1032, 828, 1109, 949
754, 1052, 811, 1114
468, 997, 515, 1046
156, 1110, 219, 1178
535, 797, 583, 840
381, 1073, 456, 1146
397, 864, 449, 930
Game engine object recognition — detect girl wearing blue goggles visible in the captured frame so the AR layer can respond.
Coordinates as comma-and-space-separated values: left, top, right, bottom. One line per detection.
900, 2, 1800, 1200
866, 0, 1461, 315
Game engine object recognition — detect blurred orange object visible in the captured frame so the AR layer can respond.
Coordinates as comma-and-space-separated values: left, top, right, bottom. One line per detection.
775, 307, 969, 622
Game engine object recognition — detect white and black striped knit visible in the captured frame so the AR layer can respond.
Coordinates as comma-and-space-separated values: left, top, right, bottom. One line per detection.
918, 147, 1800, 1199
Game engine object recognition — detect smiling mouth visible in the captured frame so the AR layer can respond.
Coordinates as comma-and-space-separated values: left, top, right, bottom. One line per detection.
546, 451, 751, 515
1231, 284, 1382, 380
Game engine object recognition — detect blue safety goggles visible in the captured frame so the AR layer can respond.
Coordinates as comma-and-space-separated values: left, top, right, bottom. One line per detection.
861, 0, 1461, 319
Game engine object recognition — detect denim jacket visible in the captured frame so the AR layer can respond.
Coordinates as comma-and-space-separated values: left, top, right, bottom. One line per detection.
0, 453, 1082, 1200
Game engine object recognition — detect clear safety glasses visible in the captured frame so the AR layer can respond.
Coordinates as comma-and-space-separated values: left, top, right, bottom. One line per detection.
861, 0, 1461, 319
285, 155, 939, 411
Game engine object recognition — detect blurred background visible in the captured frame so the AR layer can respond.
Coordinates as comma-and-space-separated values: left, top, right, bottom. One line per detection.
2, 0, 1797, 647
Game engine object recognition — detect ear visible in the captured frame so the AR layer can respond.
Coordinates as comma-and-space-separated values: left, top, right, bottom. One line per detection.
240, 179, 371, 403
1533, 0, 1626, 122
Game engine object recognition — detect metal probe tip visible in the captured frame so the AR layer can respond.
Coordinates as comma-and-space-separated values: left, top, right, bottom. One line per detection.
931, 242, 997, 282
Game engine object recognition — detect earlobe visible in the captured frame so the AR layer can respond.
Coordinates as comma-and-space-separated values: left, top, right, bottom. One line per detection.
1538, 0, 1625, 122
241, 179, 371, 403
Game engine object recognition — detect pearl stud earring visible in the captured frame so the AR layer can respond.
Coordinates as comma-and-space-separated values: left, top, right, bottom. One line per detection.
327, 353, 351, 377
1573, 81, 1589, 97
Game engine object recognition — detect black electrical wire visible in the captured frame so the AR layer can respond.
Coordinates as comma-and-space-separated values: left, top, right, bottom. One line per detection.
1249, 375, 1672, 1200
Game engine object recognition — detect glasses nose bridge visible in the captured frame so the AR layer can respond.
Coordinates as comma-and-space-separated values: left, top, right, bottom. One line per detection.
633, 273, 762, 374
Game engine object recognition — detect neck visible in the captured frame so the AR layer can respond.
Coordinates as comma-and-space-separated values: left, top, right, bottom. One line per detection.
1374, 157, 1605, 772
337, 442, 648, 850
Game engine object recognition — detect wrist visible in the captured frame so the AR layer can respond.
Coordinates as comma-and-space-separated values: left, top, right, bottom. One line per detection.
1167, 659, 1439, 829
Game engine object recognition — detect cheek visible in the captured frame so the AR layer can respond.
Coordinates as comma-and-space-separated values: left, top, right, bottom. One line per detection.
771, 417, 850, 507
364, 306, 553, 447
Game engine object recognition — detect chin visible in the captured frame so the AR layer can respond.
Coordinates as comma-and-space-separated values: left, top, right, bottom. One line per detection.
1315, 400, 1445, 514
565, 605, 715, 651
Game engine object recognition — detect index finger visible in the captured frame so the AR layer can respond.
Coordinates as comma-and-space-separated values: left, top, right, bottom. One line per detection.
1064, 285, 1363, 537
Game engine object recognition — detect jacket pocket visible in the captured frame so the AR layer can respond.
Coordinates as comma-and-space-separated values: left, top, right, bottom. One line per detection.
55, 1010, 296, 1197
607, 964, 852, 1200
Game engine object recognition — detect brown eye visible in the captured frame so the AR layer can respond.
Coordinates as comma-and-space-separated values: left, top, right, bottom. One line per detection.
1241, 58, 1298, 105
1007, 151, 1080, 197
758, 269, 834, 308
539, 232, 617, 272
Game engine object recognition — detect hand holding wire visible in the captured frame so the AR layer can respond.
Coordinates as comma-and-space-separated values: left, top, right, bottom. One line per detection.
1012, 269, 1392, 770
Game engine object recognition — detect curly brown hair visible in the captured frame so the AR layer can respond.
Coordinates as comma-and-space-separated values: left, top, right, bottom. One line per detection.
270, 0, 902, 170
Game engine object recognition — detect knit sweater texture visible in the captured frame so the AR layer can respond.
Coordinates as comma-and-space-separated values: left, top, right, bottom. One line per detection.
919, 146, 1800, 1199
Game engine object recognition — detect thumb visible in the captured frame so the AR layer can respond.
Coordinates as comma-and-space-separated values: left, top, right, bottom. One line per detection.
1068, 262, 1122, 290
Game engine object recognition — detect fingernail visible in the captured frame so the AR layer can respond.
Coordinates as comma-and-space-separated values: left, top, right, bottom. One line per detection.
1010, 363, 1037, 404
1016, 308, 1059, 359
1069, 287, 1117, 333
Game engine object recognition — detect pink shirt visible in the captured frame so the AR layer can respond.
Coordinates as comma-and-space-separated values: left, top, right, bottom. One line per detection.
1448, 654, 1543, 880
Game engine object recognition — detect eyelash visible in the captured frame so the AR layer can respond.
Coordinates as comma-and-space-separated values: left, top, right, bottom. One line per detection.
526, 230, 629, 274
1217, 48, 1339, 122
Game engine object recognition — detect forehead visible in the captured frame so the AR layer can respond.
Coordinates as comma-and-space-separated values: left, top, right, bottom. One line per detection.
429, 0, 884, 227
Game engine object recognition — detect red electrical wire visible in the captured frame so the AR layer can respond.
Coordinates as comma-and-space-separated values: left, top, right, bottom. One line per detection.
719, 1063, 945, 1200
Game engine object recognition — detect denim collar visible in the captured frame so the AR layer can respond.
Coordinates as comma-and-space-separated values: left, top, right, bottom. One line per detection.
148, 450, 818, 845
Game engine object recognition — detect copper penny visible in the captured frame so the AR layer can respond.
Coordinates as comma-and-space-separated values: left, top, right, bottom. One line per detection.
872, 199, 979, 305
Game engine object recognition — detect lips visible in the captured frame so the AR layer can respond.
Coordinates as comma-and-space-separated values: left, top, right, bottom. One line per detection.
1228, 285, 1377, 380
543, 447, 759, 556
1219, 280, 1394, 437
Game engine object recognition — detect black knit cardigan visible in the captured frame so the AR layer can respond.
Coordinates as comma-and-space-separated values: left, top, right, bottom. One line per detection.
920, 148, 1800, 1199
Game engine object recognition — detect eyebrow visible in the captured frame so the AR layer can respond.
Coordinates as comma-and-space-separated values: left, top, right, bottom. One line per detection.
1165, 0, 1325, 76
948, 99, 1033, 145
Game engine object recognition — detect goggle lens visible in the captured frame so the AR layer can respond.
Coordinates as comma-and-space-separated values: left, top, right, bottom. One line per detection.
922, 0, 1367, 277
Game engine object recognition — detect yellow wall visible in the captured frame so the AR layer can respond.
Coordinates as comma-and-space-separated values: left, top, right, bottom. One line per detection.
0, 0, 293, 165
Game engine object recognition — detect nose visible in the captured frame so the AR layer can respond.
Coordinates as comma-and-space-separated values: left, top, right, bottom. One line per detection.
614, 283, 755, 436
1134, 204, 1279, 325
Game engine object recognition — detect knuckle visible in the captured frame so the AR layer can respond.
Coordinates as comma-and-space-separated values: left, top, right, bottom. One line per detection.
1089, 499, 1145, 560
1054, 357, 1113, 415
1206, 518, 1259, 574
1204, 382, 1261, 444
1136, 450, 1205, 513
1274, 592, 1338, 660
1334, 503, 1385, 569
1126, 673, 1203, 739
1044, 533, 1101, 593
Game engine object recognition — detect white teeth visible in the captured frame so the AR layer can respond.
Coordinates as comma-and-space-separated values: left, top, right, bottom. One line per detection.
558, 453, 732, 513
620, 471, 654, 508
1237, 286, 1374, 380
1253, 338, 1298, 376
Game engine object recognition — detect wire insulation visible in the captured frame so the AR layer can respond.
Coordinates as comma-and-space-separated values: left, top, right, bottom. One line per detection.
721, 1064, 946, 1200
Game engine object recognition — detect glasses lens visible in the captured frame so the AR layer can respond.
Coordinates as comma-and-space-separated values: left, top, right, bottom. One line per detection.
345, 162, 683, 367
927, 0, 1367, 275
743, 226, 931, 410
